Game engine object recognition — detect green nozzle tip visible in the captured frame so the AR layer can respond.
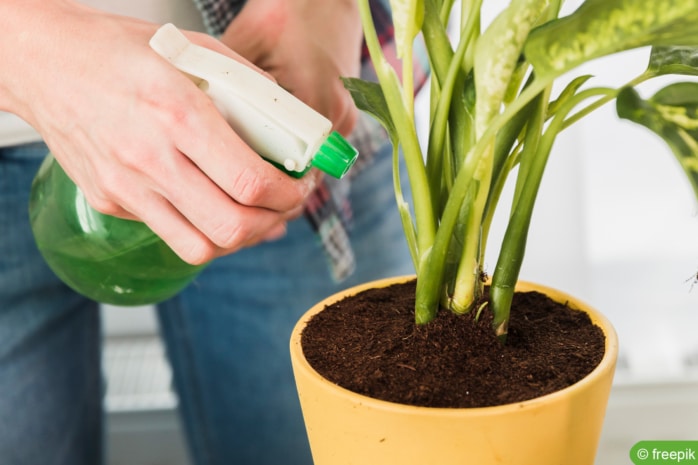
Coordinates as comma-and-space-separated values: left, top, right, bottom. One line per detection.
311, 131, 358, 179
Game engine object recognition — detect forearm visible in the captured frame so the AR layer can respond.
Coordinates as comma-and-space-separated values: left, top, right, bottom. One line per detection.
0, 3, 316, 264
0, 0, 72, 119
0, 0, 155, 135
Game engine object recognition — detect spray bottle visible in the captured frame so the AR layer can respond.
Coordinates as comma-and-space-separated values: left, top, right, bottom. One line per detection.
28, 24, 358, 306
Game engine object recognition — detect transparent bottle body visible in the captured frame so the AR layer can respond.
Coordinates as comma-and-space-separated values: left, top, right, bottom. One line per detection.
29, 154, 205, 306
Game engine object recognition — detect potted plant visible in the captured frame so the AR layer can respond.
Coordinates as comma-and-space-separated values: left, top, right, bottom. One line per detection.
290, 0, 698, 464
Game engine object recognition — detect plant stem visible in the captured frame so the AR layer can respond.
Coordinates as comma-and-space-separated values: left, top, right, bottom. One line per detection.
481, 86, 539, 252
425, 8, 477, 209
511, 91, 549, 222
562, 72, 654, 129
421, 0, 455, 84
489, 85, 619, 340
449, 144, 492, 313
357, 0, 437, 269
413, 76, 550, 323
393, 143, 420, 270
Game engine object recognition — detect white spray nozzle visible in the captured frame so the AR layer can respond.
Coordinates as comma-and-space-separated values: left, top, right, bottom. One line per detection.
149, 24, 356, 178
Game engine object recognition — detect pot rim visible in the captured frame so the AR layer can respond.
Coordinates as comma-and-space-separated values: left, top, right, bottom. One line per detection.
290, 275, 619, 416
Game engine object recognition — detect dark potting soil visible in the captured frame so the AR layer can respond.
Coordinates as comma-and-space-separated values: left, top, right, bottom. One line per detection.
301, 280, 606, 408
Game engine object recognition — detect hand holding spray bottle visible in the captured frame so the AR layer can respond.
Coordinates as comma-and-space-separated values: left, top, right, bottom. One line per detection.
28, 24, 358, 306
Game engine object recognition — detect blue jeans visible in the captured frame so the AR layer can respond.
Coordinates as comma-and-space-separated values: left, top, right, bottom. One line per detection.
0, 141, 413, 465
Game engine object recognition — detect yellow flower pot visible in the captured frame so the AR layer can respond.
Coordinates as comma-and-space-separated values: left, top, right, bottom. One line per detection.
290, 276, 618, 465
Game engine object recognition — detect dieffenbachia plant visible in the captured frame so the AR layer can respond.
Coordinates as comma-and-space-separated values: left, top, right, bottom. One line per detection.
343, 0, 698, 340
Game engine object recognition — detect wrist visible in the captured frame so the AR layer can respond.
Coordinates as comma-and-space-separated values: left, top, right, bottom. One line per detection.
0, 0, 81, 117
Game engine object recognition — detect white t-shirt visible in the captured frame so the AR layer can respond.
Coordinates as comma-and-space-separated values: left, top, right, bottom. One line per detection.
0, 0, 206, 147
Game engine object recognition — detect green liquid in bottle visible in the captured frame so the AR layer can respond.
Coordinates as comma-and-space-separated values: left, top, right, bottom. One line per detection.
29, 155, 205, 306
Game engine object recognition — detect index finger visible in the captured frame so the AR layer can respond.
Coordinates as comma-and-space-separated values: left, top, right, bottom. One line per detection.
150, 26, 319, 211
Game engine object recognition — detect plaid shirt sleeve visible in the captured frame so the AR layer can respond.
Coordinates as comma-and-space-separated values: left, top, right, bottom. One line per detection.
192, 0, 429, 281
191, 0, 245, 36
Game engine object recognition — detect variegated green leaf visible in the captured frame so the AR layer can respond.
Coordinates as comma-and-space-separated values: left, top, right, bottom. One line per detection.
474, 0, 550, 135
617, 83, 698, 202
648, 46, 698, 76
526, 0, 698, 79
389, 0, 424, 59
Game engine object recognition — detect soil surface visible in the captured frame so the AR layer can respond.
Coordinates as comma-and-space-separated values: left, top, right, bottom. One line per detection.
301, 280, 606, 408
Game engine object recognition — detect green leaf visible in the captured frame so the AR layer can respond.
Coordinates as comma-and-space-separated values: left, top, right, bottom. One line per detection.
389, 0, 425, 59
342, 77, 398, 143
526, 0, 698, 79
648, 46, 698, 76
474, 0, 550, 134
617, 83, 698, 202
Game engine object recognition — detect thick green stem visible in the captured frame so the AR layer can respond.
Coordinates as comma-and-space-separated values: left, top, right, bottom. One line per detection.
414, 157, 477, 323
489, 132, 554, 339
510, 90, 549, 220
481, 141, 522, 254
392, 143, 420, 270
449, 144, 493, 313
490, 85, 617, 340
357, 0, 436, 269
478, 77, 537, 267
489, 90, 549, 340
400, 2, 416, 116
421, 0, 455, 85
414, 78, 550, 323
425, 11, 477, 213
